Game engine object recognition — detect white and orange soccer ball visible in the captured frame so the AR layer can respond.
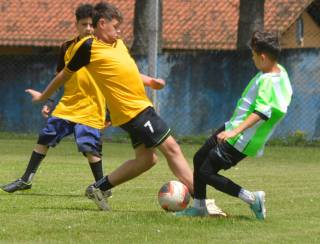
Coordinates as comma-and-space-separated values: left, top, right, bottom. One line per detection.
158, 180, 191, 211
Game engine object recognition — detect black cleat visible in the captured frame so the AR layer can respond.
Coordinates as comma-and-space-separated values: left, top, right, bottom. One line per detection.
1, 179, 32, 193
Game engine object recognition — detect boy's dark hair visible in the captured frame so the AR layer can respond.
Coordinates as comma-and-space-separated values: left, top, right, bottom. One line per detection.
250, 31, 281, 61
93, 2, 123, 28
75, 3, 93, 22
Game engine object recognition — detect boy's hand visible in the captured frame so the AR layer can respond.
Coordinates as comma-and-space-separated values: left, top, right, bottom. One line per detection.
150, 78, 165, 90
104, 120, 112, 129
25, 89, 43, 103
217, 130, 238, 143
41, 104, 52, 118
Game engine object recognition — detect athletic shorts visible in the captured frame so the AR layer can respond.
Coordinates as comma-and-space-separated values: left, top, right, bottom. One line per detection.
120, 107, 171, 148
37, 117, 102, 156
202, 125, 246, 170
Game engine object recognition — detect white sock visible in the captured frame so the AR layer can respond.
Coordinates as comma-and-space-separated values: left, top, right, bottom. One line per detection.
193, 199, 206, 208
238, 188, 255, 204
27, 173, 35, 183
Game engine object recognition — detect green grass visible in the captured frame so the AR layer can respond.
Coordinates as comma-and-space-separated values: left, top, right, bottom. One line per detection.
0, 138, 320, 243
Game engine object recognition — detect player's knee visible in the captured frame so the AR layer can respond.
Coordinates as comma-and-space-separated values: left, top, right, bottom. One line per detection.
151, 153, 158, 166
146, 152, 158, 166
85, 152, 101, 162
163, 139, 182, 157
138, 149, 158, 165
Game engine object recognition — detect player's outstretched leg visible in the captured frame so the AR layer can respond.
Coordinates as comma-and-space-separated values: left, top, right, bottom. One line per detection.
157, 136, 194, 193
85, 145, 157, 210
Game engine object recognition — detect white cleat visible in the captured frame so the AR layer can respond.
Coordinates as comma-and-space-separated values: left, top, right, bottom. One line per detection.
205, 199, 227, 217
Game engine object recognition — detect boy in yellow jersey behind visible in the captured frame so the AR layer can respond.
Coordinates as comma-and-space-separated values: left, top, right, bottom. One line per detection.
24, 2, 207, 213
1, 4, 111, 195
1, 3, 165, 197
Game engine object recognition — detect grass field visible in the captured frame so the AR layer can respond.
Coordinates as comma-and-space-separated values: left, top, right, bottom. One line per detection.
0, 137, 320, 243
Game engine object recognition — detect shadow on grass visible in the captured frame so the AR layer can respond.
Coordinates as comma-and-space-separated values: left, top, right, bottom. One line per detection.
35, 206, 164, 213
224, 215, 253, 221
165, 213, 253, 221
36, 206, 100, 212
0, 192, 82, 198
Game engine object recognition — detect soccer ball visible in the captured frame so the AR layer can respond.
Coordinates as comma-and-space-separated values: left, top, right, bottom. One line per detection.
158, 180, 191, 211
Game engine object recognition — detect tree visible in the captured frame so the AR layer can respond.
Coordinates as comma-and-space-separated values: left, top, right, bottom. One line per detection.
237, 0, 265, 50
131, 0, 162, 55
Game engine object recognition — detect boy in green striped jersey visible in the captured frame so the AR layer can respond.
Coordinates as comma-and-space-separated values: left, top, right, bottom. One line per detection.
176, 31, 292, 219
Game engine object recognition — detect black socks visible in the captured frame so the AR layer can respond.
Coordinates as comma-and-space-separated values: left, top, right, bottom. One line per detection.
94, 175, 113, 191
89, 160, 104, 181
21, 151, 46, 182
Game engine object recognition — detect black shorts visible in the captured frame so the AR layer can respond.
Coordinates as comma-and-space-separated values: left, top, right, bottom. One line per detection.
201, 125, 246, 170
120, 107, 171, 148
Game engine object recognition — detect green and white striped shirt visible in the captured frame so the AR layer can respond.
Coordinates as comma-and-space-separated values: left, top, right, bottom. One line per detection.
226, 64, 292, 156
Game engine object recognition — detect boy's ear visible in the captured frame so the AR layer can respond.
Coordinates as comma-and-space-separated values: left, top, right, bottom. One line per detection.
98, 18, 106, 28
260, 53, 267, 62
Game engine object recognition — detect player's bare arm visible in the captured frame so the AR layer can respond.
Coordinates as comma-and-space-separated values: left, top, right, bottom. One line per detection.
25, 70, 72, 103
217, 113, 262, 143
141, 74, 166, 90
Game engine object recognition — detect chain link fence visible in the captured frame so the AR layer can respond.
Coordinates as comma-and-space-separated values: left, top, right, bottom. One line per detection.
0, 1, 320, 142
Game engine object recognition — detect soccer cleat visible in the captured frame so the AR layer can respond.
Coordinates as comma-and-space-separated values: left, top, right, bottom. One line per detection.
0, 179, 32, 193
102, 189, 112, 199
250, 191, 266, 220
205, 199, 227, 217
85, 184, 110, 211
175, 207, 208, 217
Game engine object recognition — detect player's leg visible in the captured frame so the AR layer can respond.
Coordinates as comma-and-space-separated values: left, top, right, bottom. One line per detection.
129, 107, 194, 191
192, 126, 225, 199
109, 144, 157, 185
198, 146, 243, 197
85, 107, 163, 210
74, 124, 105, 181
73, 124, 112, 200
175, 127, 227, 217
121, 106, 194, 194
198, 142, 266, 219
20, 144, 48, 183
1, 117, 74, 193
86, 144, 157, 210
157, 136, 193, 193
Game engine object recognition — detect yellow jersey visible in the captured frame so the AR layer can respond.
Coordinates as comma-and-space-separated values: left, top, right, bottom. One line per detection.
52, 37, 106, 129
64, 36, 152, 126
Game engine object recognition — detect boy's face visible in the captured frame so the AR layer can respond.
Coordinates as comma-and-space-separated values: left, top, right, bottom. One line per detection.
95, 18, 121, 44
76, 17, 94, 38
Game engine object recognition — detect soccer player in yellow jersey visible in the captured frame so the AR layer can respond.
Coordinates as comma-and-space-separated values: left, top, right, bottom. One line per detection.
0, 4, 114, 195
25, 2, 195, 211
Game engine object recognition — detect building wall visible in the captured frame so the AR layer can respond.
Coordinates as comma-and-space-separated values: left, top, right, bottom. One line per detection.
0, 49, 319, 140
281, 12, 320, 48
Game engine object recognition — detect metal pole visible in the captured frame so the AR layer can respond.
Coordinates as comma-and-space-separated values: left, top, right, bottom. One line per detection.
148, 0, 159, 112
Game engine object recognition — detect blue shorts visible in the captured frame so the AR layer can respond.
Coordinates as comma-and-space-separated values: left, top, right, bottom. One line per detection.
37, 117, 102, 157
